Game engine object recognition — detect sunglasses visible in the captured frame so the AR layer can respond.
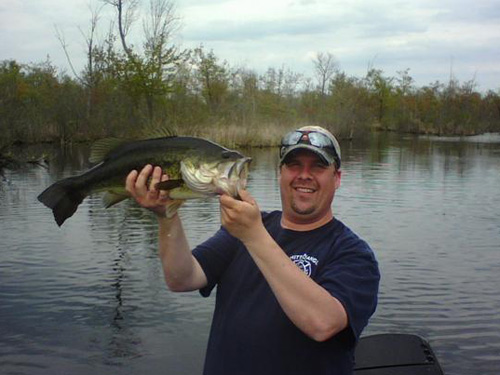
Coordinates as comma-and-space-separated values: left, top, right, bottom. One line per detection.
280, 130, 340, 167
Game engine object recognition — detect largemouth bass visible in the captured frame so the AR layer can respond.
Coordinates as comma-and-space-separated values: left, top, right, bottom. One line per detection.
38, 136, 251, 226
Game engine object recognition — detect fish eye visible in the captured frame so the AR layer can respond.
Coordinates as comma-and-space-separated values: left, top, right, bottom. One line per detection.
221, 151, 233, 159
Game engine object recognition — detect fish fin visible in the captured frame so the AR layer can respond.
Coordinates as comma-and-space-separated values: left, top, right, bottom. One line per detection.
165, 199, 185, 218
140, 125, 177, 139
37, 178, 86, 226
169, 188, 208, 200
155, 179, 184, 190
102, 192, 129, 208
89, 138, 130, 164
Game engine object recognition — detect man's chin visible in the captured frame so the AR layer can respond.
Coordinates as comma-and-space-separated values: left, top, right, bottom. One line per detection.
291, 203, 316, 216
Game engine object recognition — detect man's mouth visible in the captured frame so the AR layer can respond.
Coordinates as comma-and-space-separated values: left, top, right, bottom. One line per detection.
294, 187, 316, 193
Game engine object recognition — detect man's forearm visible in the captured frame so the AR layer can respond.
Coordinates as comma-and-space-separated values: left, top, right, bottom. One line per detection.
158, 214, 207, 292
219, 191, 347, 341
244, 229, 348, 342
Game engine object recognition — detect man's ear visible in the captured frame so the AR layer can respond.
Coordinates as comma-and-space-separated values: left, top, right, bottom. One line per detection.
334, 169, 342, 189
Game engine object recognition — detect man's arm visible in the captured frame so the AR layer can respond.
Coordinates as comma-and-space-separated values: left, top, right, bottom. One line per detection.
219, 190, 348, 342
126, 165, 207, 292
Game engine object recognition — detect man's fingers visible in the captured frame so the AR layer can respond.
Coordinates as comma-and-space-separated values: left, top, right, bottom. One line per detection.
124, 165, 172, 217
220, 193, 238, 209
149, 166, 162, 192
237, 189, 255, 205
135, 164, 153, 194
125, 170, 138, 194
136, 164, 153, 186
220, 191, 256, 212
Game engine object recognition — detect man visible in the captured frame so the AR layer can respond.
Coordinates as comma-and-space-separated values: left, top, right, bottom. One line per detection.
125, 126, 380, 375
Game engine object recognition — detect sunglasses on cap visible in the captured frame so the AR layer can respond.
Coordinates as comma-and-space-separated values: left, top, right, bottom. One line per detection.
280, 130, 341, 168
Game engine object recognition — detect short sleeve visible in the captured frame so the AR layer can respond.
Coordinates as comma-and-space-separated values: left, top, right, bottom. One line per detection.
192, 227, 240, 297
316, 238, 380, 346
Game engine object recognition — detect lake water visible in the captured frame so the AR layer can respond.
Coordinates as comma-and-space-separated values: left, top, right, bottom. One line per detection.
1, 133, 499, 375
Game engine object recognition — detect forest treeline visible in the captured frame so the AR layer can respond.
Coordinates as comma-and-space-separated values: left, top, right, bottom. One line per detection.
1, 0, 499, 149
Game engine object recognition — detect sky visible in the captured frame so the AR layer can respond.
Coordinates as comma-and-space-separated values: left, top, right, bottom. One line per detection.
1, 0, 500, 91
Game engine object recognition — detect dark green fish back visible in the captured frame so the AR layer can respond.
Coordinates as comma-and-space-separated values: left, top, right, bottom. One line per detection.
100, 136, 239, 163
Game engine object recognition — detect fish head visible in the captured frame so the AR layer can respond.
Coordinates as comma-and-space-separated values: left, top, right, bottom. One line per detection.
180, 150, 252, 198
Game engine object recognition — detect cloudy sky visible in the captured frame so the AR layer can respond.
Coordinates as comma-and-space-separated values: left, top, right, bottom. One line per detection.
2, 0, 500, 91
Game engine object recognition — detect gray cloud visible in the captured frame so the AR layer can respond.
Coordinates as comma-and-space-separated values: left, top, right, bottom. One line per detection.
184, 16, 337, 41
1, 0, 499, 91
431, 0, 500, 23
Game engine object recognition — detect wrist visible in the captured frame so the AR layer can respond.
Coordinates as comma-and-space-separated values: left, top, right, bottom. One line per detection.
154, 199, 185, 220
157, 212, 179, 223
241, 225, 269, 248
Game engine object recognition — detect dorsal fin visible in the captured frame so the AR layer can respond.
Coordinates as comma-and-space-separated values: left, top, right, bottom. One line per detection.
89, 138, 130, 164
140, 125, 177, 139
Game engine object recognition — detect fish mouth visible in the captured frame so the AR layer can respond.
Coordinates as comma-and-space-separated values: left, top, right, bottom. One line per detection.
180, 157, 252, 198
220, 157, 252, 196
230, 157, 252, 181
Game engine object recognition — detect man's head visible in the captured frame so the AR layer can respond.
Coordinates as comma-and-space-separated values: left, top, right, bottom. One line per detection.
279, 126, 342, 228
279, 126, 341, 170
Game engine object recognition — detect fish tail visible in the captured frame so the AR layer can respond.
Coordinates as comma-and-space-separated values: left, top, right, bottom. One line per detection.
37, 178, 86, 226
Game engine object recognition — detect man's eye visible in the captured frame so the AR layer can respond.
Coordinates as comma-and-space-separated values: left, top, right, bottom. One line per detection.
314, 163, 327, 169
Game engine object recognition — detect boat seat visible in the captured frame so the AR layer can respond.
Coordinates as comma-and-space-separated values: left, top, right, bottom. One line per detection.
354, 333, 444, 375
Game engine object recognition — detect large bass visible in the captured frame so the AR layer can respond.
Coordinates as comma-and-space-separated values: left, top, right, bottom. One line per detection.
38, 136, 251, 226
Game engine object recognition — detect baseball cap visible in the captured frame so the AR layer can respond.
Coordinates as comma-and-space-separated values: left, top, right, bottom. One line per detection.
279, 126, 341, 168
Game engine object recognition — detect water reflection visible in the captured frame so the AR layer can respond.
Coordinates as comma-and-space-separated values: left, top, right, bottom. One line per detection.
1, 133, 500, 375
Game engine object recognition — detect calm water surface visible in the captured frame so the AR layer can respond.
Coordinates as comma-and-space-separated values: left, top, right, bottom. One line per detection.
1, 133, 499, 374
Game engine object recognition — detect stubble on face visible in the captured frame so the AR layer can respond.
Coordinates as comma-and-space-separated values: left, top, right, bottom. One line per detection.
291, 200, 316, 215
289, 184, 319, 215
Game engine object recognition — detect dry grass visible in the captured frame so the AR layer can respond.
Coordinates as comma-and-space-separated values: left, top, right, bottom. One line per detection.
174, 121, 301, 148
127, 119, 337, 148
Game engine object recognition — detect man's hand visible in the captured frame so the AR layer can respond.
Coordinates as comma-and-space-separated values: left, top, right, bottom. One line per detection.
125, 165, 207, 292
219, 189, 265, 244
126, 164, 173, 217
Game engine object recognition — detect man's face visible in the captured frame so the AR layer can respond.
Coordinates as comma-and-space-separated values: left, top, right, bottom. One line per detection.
279, 150, 341, 225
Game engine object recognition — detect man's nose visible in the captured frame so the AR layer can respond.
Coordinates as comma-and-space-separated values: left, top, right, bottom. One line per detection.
297, 165, 313, 179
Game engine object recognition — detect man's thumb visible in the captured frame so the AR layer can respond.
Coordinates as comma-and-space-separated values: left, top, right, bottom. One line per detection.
238, 189, 255, 205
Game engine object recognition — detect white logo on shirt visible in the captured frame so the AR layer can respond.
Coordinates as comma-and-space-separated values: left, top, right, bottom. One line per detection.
290, 254, 319, 277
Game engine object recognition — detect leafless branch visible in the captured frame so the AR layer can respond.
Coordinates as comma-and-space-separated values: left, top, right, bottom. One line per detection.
313, 52, 339, 96
54, 24, 83, 84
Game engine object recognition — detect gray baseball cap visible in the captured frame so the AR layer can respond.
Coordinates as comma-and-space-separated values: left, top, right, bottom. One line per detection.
279, 126, 341, 168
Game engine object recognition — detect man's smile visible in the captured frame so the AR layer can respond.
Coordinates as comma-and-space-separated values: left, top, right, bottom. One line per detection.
293, 186, 317, 194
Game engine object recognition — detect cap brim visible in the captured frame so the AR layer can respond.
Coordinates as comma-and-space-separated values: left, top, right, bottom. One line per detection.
280, 144, 336, 166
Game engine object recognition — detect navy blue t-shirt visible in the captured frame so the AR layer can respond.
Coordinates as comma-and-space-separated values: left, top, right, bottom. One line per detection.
192, 211, 380, 375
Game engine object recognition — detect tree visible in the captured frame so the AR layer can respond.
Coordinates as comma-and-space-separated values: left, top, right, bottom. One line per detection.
394, 69, 416, 131
258, 66, 302, 123
101, 0, 183, 124
329, 72, 372, 138
192, 46, 229, 115
56, 3, 104, 127
365, 68, 394, 126
0, 61, 26, 144
312, 52, 339, 96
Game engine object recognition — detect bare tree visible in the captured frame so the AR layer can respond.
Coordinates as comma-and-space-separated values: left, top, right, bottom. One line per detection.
143, 0, 179, 51
313, 52, 339, 96
55, 3, 104, 122
101, 0, 139, 58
